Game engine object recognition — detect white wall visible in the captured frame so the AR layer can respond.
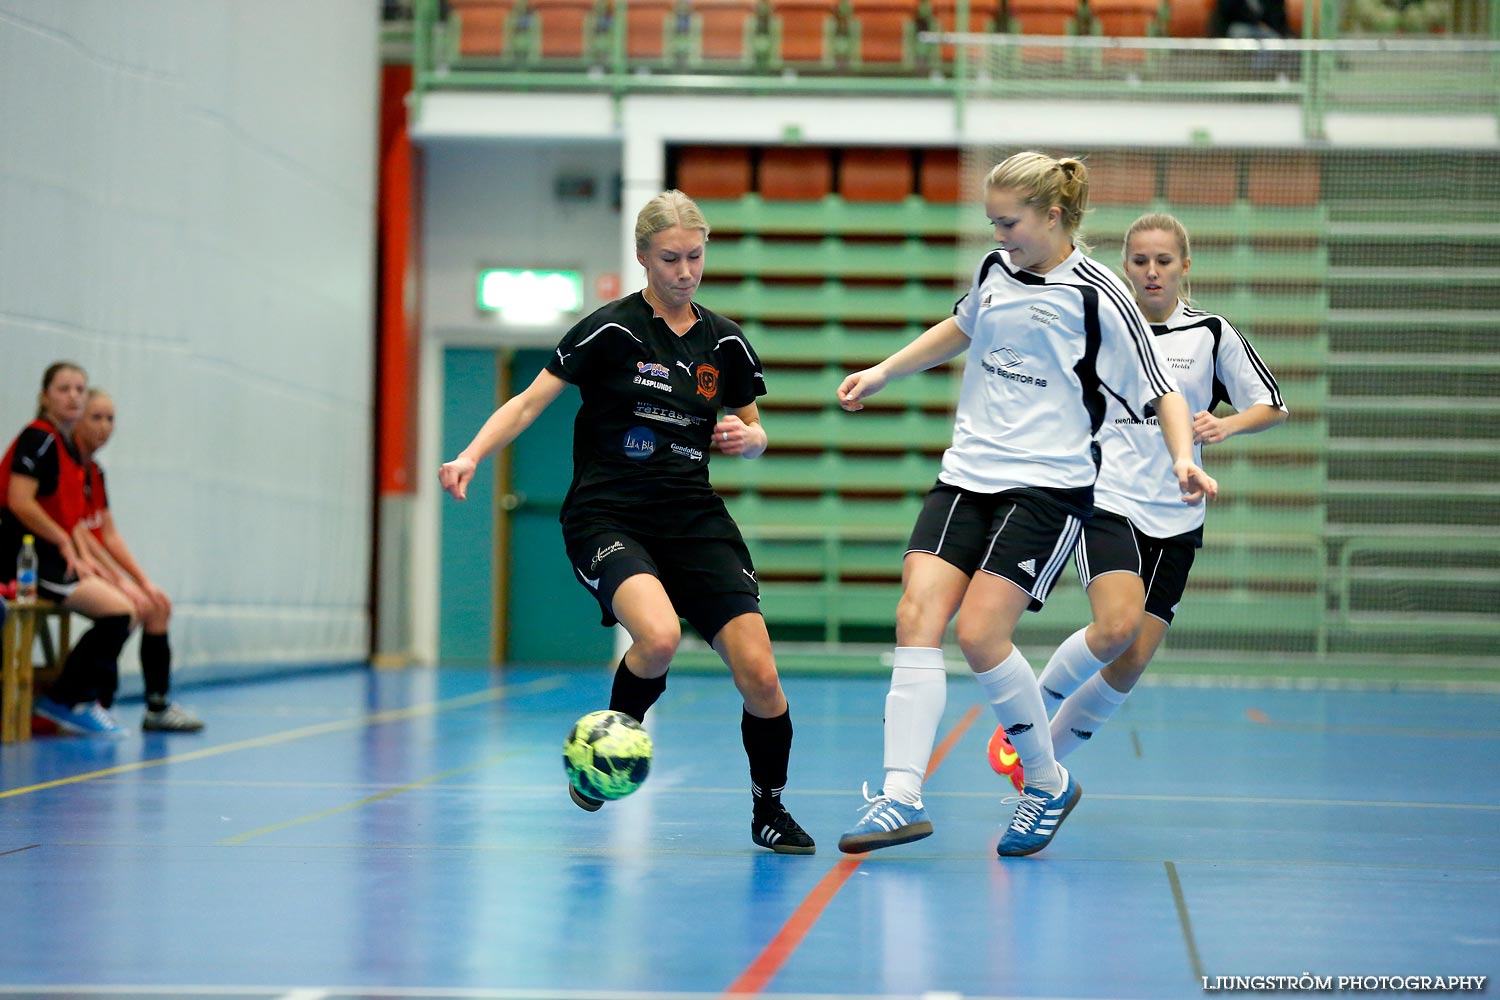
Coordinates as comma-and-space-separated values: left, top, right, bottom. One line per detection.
412, 137, 624, 663
0, 1, 379, 673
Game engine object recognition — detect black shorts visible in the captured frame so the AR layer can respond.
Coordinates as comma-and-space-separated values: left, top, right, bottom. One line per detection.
1074, 508, 1197, 625
906, 483, 1084, 613
35, 548, 77, 603
563, 513, 761, 644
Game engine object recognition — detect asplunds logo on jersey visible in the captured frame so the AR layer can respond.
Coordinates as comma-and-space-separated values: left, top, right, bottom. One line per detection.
623, 426, 656, 460
981, 347, 1048, 387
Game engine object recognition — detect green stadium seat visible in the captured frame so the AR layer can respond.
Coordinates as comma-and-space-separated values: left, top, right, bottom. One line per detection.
702, 278, 959, 323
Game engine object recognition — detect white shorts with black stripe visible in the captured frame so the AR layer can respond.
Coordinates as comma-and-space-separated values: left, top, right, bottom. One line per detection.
1075, 508, 1198, 625
906, 483, 1085, 612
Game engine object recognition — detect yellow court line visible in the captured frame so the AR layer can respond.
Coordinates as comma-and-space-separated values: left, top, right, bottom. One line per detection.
220, 749, 523, 846
0, 676, 566, 801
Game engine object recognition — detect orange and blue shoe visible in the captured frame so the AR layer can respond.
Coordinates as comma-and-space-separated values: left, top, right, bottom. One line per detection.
987, 725, 1026, 793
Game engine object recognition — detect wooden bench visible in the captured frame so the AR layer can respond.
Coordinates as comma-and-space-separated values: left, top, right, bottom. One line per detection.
1, 600, 72, 744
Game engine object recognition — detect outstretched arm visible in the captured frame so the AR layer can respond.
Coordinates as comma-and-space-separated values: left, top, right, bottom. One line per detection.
837, 317, 968, 411
439, 369, 569, 501
1151, 391, 1220, 505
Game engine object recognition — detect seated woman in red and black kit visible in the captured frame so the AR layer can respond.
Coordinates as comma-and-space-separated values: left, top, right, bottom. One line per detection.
71, 388, 203, 731
0, 362, 134, 735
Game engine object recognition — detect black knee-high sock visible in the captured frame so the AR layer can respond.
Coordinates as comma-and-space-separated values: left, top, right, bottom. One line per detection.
49, 615, 131, 708
608, 657, 666, 724
742, 707, 793, 818
141, 632, 171, 710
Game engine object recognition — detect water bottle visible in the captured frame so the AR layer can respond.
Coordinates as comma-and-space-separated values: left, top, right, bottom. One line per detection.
16, 534, 38, 604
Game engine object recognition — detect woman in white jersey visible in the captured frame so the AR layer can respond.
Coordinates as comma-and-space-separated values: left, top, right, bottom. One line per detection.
835, 154, 1218, 858
988, 213, 1287, 790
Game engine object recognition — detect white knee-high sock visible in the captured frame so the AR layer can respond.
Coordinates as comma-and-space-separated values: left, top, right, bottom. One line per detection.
1050, 671, 1130, 761
973, 647, 1062, 795
882, 646, 947, 806
1036, 627, 1109, 716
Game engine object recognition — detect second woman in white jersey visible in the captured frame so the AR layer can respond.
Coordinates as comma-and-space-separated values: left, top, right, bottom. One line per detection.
989, 213, 1287, 790
835, 154, 1218, 858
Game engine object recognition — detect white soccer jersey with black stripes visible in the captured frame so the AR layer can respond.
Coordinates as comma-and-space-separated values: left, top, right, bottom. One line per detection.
1095, 300, 1288, 538
943, 247, 1179, 496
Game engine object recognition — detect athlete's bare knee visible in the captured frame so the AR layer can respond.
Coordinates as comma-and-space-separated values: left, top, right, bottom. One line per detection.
955, 616, 1010, 671
1090, 611, 1144, 659
736, 668, 781, 711
895, 593, 947, 646
628, 623, 680, 673
733, 659, 784, 715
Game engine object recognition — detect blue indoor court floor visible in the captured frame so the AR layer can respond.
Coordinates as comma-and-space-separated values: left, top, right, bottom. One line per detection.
0, 664, 1496, 1000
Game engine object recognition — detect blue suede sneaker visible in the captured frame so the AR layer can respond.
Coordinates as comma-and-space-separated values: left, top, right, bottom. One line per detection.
838, 782, 933, 854
996, 765, 1081, 857
33, 697, 126, 738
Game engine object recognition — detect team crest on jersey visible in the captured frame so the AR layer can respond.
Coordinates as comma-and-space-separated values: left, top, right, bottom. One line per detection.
637, 361, 671, 378
695, 363, 720, 400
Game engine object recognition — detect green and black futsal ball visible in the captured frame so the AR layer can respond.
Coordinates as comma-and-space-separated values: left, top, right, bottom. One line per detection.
563, 710, 653, 801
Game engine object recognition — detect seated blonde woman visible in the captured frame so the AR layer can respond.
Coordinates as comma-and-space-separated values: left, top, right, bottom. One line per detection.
71, 388, 203, 732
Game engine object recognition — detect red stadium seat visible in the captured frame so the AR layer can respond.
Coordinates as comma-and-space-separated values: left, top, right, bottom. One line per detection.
692, 0, 759, 60
770, 0, 841, 62
760, 147, 833, 200
450, 0, 517, 57
624, 0, 679, 58
1248, 154, 1321, 206
841, 148, 915, 202
1166, 0, 1211, 35
530, 0, 599, 57
1165, 151, 1237, 205
675, 146, 754, 199
1087, 151, 1157, 205
919, 148, 963, 204
849, 0, 921, 64
1286, 0, 1319, 35
1089, 0, 1162, 36
1001, 0, 1078, 34
928, 0, 1002, 59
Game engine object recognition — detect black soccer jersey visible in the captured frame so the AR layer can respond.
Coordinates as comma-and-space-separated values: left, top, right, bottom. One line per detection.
545, 292, 766, 530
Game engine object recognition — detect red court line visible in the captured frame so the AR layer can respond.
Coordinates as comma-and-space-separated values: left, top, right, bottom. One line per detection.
723, 703, 983, 997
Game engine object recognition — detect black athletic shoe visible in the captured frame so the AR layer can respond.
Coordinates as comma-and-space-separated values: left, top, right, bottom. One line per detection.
752, 803, 816, 855
569, 784, 603, 812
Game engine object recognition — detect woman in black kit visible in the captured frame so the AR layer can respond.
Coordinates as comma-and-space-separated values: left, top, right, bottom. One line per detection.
440, 190, 815, 855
